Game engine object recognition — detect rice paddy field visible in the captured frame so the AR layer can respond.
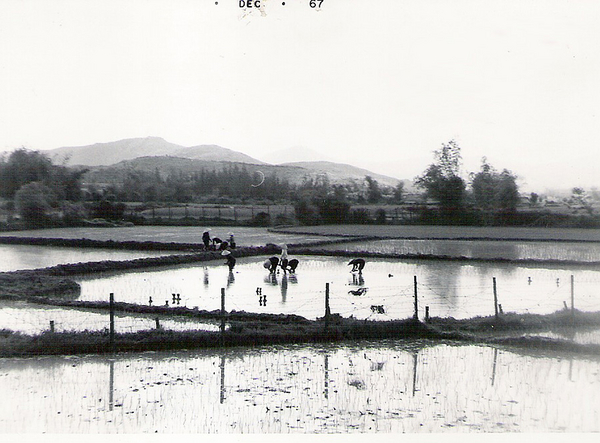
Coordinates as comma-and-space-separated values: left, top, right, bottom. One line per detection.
0, 226, 346, 247
2, 224, 600, 433
1, 341, 600, 433
317, 238, 600, 262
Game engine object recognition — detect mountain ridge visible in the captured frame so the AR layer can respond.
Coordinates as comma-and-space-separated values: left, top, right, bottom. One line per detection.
47, 136, 266, 166
45, 137, 402, 188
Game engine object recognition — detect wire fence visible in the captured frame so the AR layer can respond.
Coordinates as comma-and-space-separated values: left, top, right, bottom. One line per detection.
3, 271, 598, 336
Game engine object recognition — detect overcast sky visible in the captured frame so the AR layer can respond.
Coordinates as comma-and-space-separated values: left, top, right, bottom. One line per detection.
1, 0, 599, 192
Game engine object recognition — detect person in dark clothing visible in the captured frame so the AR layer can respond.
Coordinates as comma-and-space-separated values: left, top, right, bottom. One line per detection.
287, 258, 299, 273
348, 258, 366, 272
228, 232, 236, 249
222, 250, 236, 270
219, 241, 229, 251
202, 230, 211, 250
263, 256, 279, 273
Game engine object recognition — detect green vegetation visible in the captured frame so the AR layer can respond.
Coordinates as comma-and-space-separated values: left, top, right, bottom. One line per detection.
2, 143, 600, 229
2, 308, 600, 358
0, 149, 87, 228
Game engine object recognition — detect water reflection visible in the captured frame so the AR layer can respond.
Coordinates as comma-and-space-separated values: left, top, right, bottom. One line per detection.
321, 239, 600, 262
3, 340, 600, 432
227, 271, 235, 288
75, 255, 600, 321
350, 273, 365, 287
264, 273, 278, 286
220, 354, 226, 404
109, 359, 115, 412
0, 300, 221, 335
324, 353, 330, 400
412, 350, 418, 396
0, 244, 181, 272
281, 274, 288, 304
491, 347, 498, 386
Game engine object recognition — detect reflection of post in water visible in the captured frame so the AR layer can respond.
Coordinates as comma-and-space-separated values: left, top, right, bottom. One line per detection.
227, 270, 235, 287
203, 267, 209, 287
220, 354, 226, 404
109, 359, 114, 411
412, 350, 418, 396
491, 347, 498, 386
324, 353, 329, 400
569, 357, 573, 382
281, 274, 288, 304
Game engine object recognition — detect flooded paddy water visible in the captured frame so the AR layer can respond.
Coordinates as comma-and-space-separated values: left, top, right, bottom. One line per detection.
0, 226, 345, 247
3, 227, 600, 433
1, 340, 599, 433
75, 255, 600, 321
0, 244, 187, 272
319, 239, 600, 262
0, 299, 220, 335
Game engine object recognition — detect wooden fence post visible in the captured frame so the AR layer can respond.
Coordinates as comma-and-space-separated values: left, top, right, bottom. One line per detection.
50, 320, 55, 333
155, 317, 160, 329
109, 292, 115, 351
425, 306, 429, 323
493, 277, 499, 319
413, 276, 419, 320
325, 283, 331, 329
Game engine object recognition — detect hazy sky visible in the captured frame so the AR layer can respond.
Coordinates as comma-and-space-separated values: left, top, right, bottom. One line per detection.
1, 0, 599, 192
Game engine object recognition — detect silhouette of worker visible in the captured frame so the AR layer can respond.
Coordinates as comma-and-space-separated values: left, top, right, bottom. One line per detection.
263, 256, 279, 273
348, 258, 366, 273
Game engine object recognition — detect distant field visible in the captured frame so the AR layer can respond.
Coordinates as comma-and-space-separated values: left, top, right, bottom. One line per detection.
0, 226, 344, 247
273, 224, 600, 242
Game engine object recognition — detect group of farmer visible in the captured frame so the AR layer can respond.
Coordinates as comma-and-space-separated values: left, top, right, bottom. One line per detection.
263, 244, 300, 274
202, 229, 238, 271
202, 229, 236, 251
202, 228, 365, 275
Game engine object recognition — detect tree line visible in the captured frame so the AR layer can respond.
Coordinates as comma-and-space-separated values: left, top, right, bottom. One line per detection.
1, 141, 597, 228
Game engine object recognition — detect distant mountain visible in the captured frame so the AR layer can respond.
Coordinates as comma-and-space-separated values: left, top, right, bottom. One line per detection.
45, 136, 403, 188
265, 146, 335, 164
46, 137, 265, 166
172, 145, 265, 164
280, 161, 400, 188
